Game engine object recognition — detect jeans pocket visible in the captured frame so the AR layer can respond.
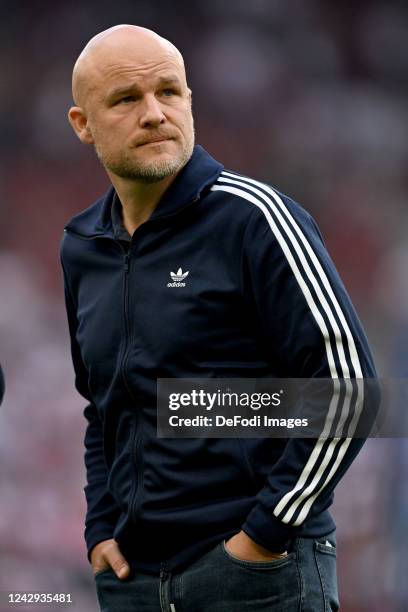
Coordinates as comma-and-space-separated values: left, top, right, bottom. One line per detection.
314, 538, 339, 611
221, 539, 296, 570
94, 567, 114, 579
215, 539, 301, 610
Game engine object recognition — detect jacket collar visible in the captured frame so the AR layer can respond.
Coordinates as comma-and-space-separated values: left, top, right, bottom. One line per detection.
65, 145, 223, 239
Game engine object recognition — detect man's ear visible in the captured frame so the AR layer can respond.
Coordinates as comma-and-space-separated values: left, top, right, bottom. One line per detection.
67, 106, 95, 145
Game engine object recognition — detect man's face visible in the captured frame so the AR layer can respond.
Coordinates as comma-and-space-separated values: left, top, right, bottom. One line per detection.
75, 41, 195, 183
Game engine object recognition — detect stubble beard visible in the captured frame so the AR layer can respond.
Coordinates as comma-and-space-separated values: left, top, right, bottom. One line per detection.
94, 126, 195, 184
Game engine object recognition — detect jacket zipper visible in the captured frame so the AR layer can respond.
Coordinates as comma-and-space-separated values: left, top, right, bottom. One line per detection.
118, 246, 144, 526
65, 196, 204, 524
64, 227, 145, 527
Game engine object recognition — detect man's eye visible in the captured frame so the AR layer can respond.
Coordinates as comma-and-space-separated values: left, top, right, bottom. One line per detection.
162, 88, 175, 96
118, 96, 135, 104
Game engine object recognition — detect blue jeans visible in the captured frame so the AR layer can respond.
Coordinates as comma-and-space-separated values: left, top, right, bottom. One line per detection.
95, 530, 339, 611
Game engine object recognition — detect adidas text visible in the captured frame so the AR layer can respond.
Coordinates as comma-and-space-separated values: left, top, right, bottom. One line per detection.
167, 281, 186, 288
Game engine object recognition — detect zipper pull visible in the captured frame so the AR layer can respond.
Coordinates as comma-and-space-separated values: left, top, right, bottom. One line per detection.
124, 253, 130, 273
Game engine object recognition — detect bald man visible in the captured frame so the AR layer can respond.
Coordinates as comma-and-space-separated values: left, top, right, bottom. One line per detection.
62, 24, 376, 611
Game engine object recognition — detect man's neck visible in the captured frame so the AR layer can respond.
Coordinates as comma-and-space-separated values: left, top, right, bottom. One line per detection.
108, 172, 177, 236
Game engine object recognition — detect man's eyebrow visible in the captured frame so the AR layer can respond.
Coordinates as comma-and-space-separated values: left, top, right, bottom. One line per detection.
156, 75, 182, 86
106, 75, 182, 101
105, 84, 139, 101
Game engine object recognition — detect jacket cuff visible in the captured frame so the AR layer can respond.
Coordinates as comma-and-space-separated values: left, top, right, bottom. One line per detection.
85, 522, 116, 564
241, 503, 294, 553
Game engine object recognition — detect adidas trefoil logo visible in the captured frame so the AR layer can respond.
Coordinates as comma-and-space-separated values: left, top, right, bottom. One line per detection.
170, 268, 189, 281
167, 267, 189, 288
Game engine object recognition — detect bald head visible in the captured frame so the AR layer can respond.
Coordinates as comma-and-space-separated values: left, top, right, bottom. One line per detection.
68, 24, 194, 186
72, 25, 187, 107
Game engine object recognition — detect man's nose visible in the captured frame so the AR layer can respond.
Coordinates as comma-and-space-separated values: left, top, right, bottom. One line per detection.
139, 94, 166, 127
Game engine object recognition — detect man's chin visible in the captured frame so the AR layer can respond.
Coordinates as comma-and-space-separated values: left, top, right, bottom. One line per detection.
108, 160, 182, 183
102, 141, 194, 182
133, 145, 179, 168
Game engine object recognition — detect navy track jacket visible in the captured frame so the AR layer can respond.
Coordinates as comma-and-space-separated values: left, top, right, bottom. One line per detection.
61, 145, 376, 574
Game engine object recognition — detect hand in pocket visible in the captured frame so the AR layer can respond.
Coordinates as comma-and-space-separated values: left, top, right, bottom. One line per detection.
91, 538, 130, 579
225, 531, 288, 562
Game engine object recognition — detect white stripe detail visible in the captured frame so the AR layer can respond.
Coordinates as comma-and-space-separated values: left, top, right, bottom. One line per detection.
216, 173, 364, 519
280, 379, 357, 524
170, 604, 177, 612
220, 171, 362, 378
218, 175, 352, 377
211, 177, 363, 523
211, 184, 338, 378
292, 380, 364, 525
273, 380, 345, 519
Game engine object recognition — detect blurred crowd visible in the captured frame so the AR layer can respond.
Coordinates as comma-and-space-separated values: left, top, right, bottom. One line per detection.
0, 0, 407, 610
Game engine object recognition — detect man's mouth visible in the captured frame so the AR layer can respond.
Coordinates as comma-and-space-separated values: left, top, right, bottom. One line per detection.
138, 137, 173, 146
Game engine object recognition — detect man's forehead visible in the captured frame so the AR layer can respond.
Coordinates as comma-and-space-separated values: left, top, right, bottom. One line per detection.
91, 56, 186, 100
72, 25, 186, 105
100, 69, 184, 103
92, 50, 184, 81
105, 70, 182, 90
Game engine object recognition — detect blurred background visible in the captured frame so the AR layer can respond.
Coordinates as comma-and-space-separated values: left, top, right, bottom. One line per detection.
0, 0, 407, 610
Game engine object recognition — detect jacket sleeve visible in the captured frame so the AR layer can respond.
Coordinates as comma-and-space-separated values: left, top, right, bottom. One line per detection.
239, 192, 377, 553
61, 258, 121, 562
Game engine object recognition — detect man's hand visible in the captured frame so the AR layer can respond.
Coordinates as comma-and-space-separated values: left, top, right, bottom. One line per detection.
225, 530, 288, 562
90, 539, 130, 579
